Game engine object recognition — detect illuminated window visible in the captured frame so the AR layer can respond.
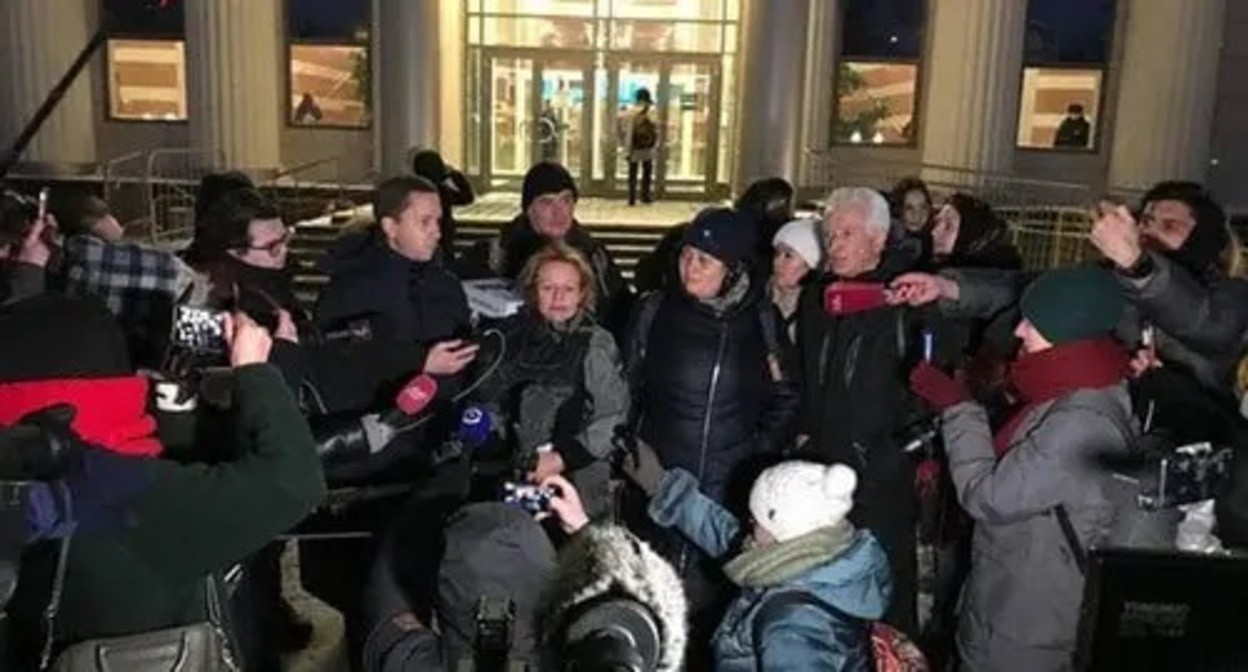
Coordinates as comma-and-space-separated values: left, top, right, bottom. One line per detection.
1016, 0, 1116, 151
833, 0, 925, 146
102, 0, 187, 122
287, 0, 371, 129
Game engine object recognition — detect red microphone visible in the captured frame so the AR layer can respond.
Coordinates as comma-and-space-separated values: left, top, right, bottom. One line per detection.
390, 374, 438, 420
824, 281, 890, 316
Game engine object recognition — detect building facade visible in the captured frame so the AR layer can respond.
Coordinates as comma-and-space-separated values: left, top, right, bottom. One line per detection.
0, 0, 1244, 209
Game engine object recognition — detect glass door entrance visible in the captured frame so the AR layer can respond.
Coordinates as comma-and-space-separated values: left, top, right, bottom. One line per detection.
482, 50, 721, 198
603, 56, 721, 198
484, 51, 592, 190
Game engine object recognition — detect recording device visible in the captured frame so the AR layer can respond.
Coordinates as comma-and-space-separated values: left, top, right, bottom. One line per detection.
171, 305, 229, 355
1075, 548, 1248, 670
1135, 442, 1233, 511
824, 281, 889, 316
36, 188, 48, 223
503, 482, 553, 514
473, 596, 516, 670
428, 405, 493, 468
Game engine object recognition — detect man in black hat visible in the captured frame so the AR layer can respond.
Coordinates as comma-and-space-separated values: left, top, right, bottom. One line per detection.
496, 162, 632, 340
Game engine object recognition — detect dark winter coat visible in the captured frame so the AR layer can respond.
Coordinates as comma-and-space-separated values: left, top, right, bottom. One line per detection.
8, 365, 325, 654
315, 229, 471, 347
626, 274, 801, 505
795, 266, 925, 635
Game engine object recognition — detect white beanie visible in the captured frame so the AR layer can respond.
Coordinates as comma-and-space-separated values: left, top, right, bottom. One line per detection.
772, 218, 824, 271
749, 461, 857, 542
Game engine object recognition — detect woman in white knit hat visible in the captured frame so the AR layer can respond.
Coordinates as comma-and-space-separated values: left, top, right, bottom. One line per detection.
542, 445, 893, 670
770, 218, 823, 340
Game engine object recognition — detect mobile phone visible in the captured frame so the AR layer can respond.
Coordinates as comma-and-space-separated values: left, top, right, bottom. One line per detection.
36, 188, 48, 221
823, 281, 889, 316
502, 482, 553, 514
171, 306, 229, 354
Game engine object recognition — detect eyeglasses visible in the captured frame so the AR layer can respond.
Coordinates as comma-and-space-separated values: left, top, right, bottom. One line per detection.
245, 228, 292, 256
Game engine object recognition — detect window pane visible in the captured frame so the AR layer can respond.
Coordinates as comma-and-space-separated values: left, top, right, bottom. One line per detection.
609, 20, 722, 52
833, 61, 917, 145
1025, 0, 1115, 64
289, 45, 370, 128
610, 0, 724, 21
107, 39, 187, 121
288, 0, 370, 42
841, 0, 925, 59
103, 0, 184, 37
481, 0, 596, 17
482, 16, 593, 48
1016, 67, 1102, 149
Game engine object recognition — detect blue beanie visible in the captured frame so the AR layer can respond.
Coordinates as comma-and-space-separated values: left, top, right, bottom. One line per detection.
683, 207, 756, 267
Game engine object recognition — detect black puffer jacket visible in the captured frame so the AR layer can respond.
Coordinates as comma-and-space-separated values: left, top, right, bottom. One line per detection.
625, 273, 800, 504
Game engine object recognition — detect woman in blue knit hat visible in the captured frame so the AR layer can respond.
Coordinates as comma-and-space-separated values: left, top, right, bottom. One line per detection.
621, 206, 801, 667
908, 265, 1138, 672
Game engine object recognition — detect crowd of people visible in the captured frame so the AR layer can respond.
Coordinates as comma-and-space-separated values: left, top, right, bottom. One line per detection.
0, 149, 1246, 672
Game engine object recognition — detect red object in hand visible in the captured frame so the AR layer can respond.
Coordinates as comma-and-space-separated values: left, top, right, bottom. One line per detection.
395, 374, 438, 416
909, 361, 968, 411
824, 281, 890, 316
915, 458, 942, 500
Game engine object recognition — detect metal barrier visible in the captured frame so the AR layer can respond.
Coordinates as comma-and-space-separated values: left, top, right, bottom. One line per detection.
266, 154, 348, 224
144, 148, 225, 244
101, 151, 149, 235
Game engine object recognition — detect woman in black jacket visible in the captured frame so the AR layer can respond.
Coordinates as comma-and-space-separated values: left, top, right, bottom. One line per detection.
623, 207, 800, 655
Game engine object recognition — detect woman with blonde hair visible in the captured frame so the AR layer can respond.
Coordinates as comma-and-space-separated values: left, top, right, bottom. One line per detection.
473, 242, 629, 520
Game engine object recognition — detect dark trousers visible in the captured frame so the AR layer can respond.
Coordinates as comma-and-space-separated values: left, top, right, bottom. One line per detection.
628, 160, 653, 205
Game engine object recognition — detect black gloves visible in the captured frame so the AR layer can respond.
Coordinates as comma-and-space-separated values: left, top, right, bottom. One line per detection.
0, 404, 85, 481
613, 426, 665, 497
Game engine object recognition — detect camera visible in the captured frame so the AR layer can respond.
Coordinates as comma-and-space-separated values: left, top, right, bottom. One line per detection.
503, 482, 553, 514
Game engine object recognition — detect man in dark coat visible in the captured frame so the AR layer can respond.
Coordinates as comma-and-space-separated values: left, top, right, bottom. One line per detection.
410, 149, 475, 262
315, 175, 477, 410
495, 162, 633, 341
796, 187, 925, 637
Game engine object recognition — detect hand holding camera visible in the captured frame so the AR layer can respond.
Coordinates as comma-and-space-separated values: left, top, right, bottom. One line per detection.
1089, 200, 1143, 270
224, 312, 272, 368
537, 475, 589, 534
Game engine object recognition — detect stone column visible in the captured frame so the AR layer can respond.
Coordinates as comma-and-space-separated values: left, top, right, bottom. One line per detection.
798, 0, 839, 186
184, 0, 283, 171
734, 0, 809, 190
0, 0, 97, 167
376, 0, 441, 176
920, 0, 1027, 173
1107, 0, 1227, 190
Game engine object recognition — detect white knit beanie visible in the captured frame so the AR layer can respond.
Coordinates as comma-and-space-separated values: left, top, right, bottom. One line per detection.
749, 461, 857, 542
772, 218, 824, 272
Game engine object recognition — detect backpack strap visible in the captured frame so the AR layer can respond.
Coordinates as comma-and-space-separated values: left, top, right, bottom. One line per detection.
1054, 504, 1088, 576
757, 302, 785, 383
751, 590, 868, 669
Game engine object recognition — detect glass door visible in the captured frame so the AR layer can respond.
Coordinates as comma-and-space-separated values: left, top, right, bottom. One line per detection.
605, 56, 719, 198
484, 51, 592, 190
485, 54, 536, 189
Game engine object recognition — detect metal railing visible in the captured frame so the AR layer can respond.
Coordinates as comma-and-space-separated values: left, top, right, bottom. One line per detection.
266, 154, 350, 224
101, 150, 149, 236
144, 148, 225, 245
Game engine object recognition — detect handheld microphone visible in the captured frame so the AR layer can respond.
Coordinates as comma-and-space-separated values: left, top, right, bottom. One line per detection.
824, 281, 890, 316
429, 405, 493, 467
313, 374, 439, 462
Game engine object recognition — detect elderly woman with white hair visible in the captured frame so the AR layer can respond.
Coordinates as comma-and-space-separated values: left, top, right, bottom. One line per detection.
794, 186, 928, 638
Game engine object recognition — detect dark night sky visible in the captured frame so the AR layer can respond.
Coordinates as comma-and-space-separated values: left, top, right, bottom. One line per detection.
103, 0, 370, 40
841, 0, 1116, 64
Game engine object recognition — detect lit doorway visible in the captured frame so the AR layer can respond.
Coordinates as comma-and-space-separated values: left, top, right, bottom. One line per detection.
483, 51, 593, 190
601, 56, 722, 199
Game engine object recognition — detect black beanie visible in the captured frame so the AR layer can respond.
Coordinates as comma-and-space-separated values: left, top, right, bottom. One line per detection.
682, 207, 757, 268
522, 162, 578, 212
0, 295, 131, 383
410, 149, 448, 183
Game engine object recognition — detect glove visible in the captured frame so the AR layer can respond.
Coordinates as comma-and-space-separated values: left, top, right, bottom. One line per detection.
619, 438, 665, 497
909, 361, 968, 412
0, 404, 85, 480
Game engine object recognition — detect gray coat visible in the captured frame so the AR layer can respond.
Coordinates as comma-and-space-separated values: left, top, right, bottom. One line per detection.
940, 385, 1136, 672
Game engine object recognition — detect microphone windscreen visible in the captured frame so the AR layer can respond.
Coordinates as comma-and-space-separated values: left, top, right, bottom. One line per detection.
395, 374, 438, 416
455, 406, 491, 448
824, 281, 889, 316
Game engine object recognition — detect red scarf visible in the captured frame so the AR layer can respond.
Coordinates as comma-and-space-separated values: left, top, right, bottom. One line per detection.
0, 376, 163, 457
992, 338, 1130, 456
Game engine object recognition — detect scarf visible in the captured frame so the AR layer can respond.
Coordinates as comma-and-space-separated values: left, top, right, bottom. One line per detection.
768, 279, 801, 321
992, 337, 1129, 456
0, 376, 162, 457
723, 522, 857, 588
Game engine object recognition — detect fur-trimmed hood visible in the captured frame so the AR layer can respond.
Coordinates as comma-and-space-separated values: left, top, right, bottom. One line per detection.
541, 524, 687, 672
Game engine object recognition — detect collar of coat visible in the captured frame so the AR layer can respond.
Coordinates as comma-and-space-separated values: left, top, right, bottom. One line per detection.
723, 521, 856, 588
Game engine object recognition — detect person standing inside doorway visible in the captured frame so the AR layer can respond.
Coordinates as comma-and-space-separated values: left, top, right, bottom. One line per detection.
626, 88, 658, 206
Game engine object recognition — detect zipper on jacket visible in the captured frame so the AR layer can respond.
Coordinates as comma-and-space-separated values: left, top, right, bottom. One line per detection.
680, 323, 729, 575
